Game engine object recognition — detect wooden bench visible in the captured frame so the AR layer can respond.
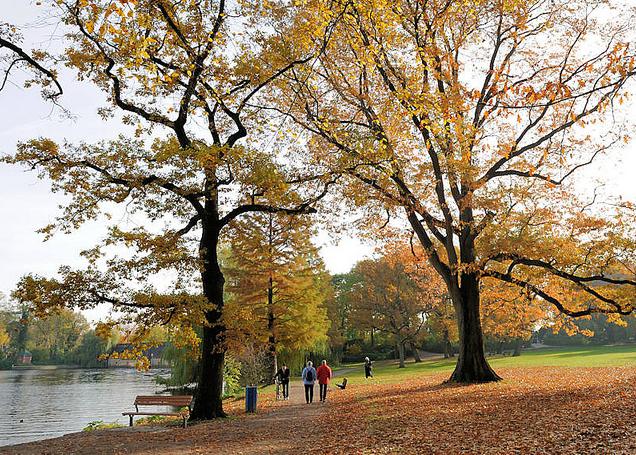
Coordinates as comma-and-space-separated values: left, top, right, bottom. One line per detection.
122, 395, 193, 428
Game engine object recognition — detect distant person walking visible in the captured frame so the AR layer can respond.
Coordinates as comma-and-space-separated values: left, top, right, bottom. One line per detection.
316, 360, 333, 402
302, 361, 317, 404
273, 364, 291, 400
364, 357, 373, 379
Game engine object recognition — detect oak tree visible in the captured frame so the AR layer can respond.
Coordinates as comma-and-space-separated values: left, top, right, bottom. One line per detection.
6, 0, 333, 418
280, 0, 636, 381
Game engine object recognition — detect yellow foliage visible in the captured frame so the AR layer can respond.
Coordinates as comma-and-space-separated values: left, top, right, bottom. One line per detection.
0, 325, 10, 349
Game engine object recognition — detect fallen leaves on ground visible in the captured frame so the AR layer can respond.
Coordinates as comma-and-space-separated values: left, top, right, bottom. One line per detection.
3, 367, 636, 455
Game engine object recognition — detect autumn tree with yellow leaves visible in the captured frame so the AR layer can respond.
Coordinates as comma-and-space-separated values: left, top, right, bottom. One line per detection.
4, 0, 636, 422
481, 279, 549, 355
5, 0, 335, 419
225, 213, 330, 377
279, 0, 636, 382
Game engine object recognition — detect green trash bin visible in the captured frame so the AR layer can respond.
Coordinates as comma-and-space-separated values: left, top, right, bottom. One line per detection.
245, 385, 258, 413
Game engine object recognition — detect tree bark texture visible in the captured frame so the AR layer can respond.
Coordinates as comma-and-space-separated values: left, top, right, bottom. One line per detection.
191, 213, 227, 419
448, 275, 501, 383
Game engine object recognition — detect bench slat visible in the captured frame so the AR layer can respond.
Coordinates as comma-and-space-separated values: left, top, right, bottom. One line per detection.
134, 399, 192, 405
133, 395, 193, 407
123, 412, 186, 416
134, 395, 192, 400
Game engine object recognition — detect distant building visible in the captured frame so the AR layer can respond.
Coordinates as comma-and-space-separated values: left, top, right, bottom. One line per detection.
16, 350, 32, 365
107, 343, 169, 368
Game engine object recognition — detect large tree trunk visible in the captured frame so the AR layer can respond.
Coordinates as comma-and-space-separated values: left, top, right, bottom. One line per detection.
191, 217, 227, 419
448, 275, 501, 383
192, 321, 226, 419
397, 340, 406, 368
405, 203, 498, 382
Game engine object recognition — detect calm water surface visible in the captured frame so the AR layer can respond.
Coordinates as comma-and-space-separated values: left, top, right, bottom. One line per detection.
0, 368, 168, 447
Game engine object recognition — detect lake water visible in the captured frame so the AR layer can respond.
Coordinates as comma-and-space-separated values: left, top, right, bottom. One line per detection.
0, 368, 169, 447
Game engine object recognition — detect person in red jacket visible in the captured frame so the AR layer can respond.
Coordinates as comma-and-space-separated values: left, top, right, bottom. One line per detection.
316, 359, 333, 403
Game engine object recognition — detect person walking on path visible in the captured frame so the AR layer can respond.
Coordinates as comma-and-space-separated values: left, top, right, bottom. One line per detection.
316, 360, 332, 402
364, 357, 373, 379
302, 361, 317, 404
273, 364, 291, 400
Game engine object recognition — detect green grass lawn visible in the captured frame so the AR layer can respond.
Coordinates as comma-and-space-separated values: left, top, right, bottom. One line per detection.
247, 345, 636, 397
334, 344, 636, 385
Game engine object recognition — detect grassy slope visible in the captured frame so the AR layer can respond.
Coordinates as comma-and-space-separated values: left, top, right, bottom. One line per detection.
336, 345, 636, 385
245, 345, 636, 395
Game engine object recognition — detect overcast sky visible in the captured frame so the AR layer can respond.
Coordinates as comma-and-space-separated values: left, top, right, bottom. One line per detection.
1, 2, 634, 318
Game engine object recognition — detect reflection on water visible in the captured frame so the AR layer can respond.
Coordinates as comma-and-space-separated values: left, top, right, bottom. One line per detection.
0, 368, 168, 447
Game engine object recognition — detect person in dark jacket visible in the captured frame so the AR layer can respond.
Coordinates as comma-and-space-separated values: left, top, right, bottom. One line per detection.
364, 357, 373, 379
273, 364, 291, 400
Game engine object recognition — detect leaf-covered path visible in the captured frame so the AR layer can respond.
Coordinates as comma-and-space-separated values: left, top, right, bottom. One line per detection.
3, 367, 636, 454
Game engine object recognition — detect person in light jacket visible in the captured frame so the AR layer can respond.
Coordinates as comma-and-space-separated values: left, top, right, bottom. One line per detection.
301, 361, 317, 404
